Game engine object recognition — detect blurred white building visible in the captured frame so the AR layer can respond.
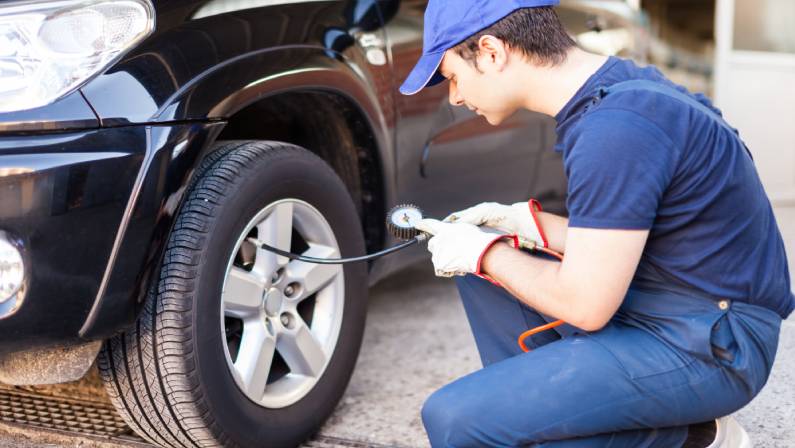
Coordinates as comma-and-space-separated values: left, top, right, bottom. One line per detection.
714, 0, 795, 284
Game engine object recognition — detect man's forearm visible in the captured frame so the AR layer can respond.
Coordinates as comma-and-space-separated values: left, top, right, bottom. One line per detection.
481, 225, 648, 331
480, 242, 588, 328
536, 211, 568, 253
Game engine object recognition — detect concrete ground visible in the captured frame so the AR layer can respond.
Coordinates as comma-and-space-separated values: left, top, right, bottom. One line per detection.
1, 263, 792, 447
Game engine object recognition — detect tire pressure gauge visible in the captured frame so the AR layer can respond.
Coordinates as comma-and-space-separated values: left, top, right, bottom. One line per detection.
386, 204, 424, 241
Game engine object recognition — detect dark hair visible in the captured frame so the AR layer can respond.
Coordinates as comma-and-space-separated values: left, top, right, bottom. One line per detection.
453, 7, 576, 70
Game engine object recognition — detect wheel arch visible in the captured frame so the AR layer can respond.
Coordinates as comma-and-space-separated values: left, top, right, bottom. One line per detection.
214, 89, 388, 256
157, 45, 395, 255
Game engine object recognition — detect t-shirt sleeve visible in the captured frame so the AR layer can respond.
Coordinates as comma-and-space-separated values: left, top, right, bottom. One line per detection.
565, 109, 678, 230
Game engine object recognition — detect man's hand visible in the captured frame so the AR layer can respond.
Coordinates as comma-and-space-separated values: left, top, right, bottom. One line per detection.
444, 200, 547, 249
414, 219, 518, 278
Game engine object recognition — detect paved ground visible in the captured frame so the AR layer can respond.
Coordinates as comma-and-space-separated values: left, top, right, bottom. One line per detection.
1, 263, 793, 447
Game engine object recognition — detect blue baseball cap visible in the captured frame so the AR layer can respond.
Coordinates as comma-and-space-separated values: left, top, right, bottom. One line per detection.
399, 0, 560, 96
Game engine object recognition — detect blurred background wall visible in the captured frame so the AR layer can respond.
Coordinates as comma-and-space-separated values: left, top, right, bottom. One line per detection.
713, 0, 795, 288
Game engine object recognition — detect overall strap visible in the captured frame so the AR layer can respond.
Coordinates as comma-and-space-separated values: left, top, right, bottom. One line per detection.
600, 79, 753, 160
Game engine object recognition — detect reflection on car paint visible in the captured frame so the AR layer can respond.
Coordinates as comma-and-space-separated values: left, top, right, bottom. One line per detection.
191, 0, 329, 20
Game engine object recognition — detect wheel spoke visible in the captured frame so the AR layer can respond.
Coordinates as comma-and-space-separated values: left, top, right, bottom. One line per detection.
287, 243, 341, 300
221, 198, 345, 408
234, 321, 277, 400
252, 202, 294, 276
223, 267, 265, 318
278, 317, 326, 377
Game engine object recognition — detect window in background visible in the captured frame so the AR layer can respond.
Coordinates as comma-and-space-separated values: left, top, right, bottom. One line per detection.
733, 0, 795, 54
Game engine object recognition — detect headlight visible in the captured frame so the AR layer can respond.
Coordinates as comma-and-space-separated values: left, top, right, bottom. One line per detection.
0, 0, 155, 113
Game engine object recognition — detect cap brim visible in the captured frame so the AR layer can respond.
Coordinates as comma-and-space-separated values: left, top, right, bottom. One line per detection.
399, 51, 446, 96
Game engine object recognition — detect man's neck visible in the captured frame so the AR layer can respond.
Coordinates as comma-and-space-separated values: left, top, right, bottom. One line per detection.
520, 48, 609, 117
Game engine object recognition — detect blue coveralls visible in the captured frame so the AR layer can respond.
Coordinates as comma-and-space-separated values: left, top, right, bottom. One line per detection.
420, 58, 793, 447
420, 275, 781, 447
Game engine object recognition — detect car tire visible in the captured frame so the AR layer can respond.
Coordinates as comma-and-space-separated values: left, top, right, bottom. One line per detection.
98, 140, 368, 448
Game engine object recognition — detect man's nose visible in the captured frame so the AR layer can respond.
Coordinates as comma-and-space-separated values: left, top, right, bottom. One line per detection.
448, 82, 464, 107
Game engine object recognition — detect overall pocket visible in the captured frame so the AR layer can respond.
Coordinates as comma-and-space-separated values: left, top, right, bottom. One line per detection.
620, 287, 730, 363
709, 314, 738, 366
709, 303, 782, 397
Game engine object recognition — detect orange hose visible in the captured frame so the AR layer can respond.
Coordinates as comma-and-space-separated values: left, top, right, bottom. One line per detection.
518, 320, 565, 352
517, 245, 566, 352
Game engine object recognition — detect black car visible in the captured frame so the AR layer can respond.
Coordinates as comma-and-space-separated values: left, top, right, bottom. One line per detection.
0, 0, 644, 446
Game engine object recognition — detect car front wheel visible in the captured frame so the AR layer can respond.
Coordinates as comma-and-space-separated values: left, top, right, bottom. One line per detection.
98, 141, 368, 448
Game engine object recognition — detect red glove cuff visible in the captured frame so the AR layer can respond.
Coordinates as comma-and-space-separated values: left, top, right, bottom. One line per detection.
475, 234, 519, 287
528, 199, 549, 249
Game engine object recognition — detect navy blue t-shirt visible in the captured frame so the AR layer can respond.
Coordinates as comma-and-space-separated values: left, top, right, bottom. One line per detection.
555, 56, 794, 318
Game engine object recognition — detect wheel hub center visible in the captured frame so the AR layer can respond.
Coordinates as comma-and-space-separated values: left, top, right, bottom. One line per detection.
263, 288, 283, 317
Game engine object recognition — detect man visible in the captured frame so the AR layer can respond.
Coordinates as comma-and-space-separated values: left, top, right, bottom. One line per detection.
400, 1, 794, 447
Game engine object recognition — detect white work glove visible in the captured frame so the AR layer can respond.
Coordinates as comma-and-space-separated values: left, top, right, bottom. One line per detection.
414, 218, 518, 280
444, 199, 548, 249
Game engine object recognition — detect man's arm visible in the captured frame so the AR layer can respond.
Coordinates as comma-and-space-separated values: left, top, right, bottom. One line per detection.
536, 211, 568, 253
481, 226, 649, 331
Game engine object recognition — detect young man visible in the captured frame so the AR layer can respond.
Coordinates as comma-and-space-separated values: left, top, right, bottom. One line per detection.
401, 1, 794, 447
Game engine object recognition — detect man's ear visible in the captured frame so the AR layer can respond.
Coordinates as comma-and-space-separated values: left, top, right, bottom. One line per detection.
477, 35, 509, 71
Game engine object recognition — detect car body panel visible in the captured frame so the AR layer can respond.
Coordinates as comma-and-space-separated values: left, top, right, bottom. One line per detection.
78, 122, 225, 341
79, 0, 394, 126
0, 92, 99, 134
0, 128, 146, 355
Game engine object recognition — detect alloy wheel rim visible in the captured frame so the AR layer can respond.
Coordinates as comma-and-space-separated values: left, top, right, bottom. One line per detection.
220, 199, 344, 408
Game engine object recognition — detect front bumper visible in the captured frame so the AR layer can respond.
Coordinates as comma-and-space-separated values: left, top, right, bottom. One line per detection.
0, 127, 146, 354
0, 121, 223, 357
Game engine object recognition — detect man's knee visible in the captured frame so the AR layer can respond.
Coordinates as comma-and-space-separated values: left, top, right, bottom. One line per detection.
421, 386, 480, 447
420, 388, 454, 447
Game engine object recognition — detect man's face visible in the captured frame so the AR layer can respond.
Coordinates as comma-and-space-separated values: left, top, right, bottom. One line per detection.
438, 47, 522, 126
